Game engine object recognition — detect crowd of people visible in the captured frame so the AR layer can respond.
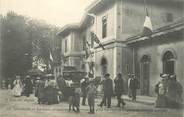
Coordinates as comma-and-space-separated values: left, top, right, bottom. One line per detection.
8, 74, 59, 105
2, 72, 183, 114
35, 76, 59, 105
12, 75, 33, 97
155, 74, 183, 108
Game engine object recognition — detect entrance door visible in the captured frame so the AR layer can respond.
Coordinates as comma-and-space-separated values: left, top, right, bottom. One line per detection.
140, 55, 151, 96
101, 57, 108, 78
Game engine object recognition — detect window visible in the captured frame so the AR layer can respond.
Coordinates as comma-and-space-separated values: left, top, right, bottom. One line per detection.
163, 51, 175, 74
126, 64, 130, 73
58, 68, 61, 74
65, 39, 67, 52
102, 15, 108, 38
82, 35, 86, 50
56, 68, 58, 73
125, 8, 132, 16
101, 57, 108, 77
166, 13, 173, 22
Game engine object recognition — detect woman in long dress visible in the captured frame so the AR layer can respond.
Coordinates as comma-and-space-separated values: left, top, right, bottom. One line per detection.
155, 74, 168, 108
37, 78, 46, 104
166, 75, 183, 108
12, 76, 23, 97
45, 79, 59, 105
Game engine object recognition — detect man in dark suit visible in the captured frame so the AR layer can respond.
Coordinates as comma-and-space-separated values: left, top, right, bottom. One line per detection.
114, 73, 126, 107
81, 77, 88, 105
129, 74, 139, 101
99, 73, 113, 108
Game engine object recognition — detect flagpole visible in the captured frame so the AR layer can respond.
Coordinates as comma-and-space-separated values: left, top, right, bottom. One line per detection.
143, 0, 149, 16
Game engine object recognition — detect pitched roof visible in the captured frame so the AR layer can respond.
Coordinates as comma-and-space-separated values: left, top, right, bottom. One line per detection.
57, 14, 93, 37
57, 23, 79, 37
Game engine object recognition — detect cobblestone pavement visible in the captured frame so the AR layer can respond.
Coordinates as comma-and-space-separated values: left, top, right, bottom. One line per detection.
0, 90, 183, 117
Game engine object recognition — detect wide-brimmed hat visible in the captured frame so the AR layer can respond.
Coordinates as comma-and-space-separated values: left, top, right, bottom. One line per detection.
80, 78, 85, 83
160, 74, 169, 78
169, 74, 176, 79
131, 74, 136, 78
16, 75, 21, 79
35, 76, 41, 80
26, 75, 30, 78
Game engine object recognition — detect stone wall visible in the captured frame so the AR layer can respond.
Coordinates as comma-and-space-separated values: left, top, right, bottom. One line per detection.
133, 32, 184, 96
119, 0, 184, 40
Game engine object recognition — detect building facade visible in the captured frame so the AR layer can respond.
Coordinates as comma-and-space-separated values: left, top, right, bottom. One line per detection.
58, 25, 86, 70
58, 0, 184, 96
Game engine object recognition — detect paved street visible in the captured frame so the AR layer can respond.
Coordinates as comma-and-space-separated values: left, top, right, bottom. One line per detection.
0, 89, 183, 117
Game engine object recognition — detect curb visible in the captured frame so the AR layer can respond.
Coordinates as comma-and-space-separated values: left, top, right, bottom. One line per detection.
123, 98, 155, 105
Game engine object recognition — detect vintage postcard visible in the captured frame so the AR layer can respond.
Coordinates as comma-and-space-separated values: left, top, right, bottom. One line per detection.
0, 0, 184, 117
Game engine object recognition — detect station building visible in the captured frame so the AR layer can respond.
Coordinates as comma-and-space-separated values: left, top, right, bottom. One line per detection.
58, 0, 184, 96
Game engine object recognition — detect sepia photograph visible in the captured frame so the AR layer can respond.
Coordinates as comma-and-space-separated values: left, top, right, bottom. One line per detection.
0, 0, 184, 117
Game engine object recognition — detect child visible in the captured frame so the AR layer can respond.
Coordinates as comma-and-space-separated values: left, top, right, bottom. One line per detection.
73, 85, 81, 113
87, 80, 97, 114
68, 86, 75, 112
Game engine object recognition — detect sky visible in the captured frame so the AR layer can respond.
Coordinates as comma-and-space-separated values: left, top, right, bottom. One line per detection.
0, 0, 94, 27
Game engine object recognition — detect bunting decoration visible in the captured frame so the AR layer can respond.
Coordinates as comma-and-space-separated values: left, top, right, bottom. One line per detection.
90, 31, 105, 50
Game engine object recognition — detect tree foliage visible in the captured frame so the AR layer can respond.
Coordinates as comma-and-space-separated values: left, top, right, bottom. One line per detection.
1, 11, 60, 78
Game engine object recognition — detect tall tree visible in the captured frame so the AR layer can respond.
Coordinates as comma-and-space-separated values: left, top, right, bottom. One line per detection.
1, 12, 32, 77
1, 11, 60, 78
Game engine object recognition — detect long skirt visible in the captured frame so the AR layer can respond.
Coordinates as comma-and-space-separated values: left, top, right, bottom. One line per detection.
88, 95, 95, 106
73, 94, 80, 107
155, 95, 167, 108
45, 87, 58, 105
12, 84, 22, 97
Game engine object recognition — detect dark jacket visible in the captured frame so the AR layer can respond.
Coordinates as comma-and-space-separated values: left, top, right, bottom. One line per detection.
81, 80, 88, 95
166, 80, 183, 103
129, 78, 139, 90
37, 80, 46, 100
114, 78, 124, 94
23, 78, 33, 94
103, 78, 113, 97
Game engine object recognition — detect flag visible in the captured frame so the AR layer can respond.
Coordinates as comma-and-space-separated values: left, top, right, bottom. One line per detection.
85, 49, 90, 59
86, 41, 91, 47
32, 41, 41, 50
91, 32, 105, 50
142, 9, 153, 36
48, 61, 51, 70
50, 52, 53, 62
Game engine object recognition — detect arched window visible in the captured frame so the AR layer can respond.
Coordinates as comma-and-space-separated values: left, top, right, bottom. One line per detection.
101, 57, 108, 77
162, 51, 176, 74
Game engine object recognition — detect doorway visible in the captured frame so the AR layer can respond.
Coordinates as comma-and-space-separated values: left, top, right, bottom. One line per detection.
101, 57, 108, 78
140, 55, 151, 96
